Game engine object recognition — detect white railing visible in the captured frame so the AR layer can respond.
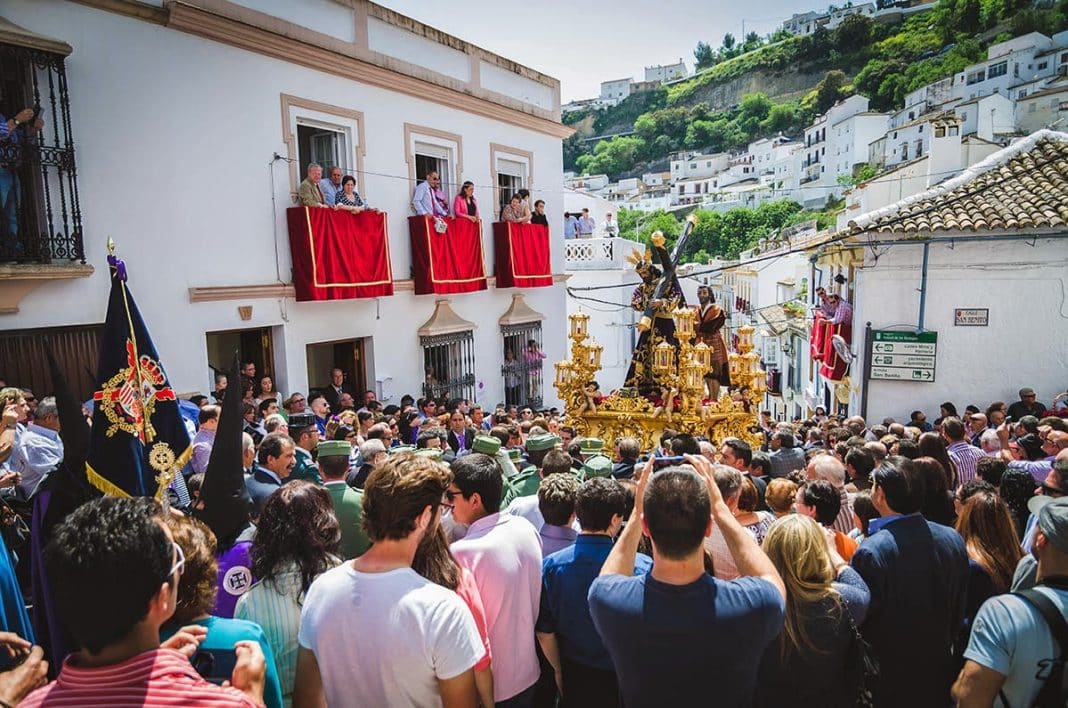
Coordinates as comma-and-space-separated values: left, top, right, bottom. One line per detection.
564, 237, 645, 271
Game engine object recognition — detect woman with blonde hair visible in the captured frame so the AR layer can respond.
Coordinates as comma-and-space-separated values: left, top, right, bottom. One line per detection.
756, 515, 870, 708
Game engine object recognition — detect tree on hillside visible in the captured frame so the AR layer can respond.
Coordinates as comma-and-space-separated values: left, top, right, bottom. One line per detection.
761, 102, 801, 133
722, 32, 736, 52
798, 26, 832, 61
743, 31, 763, 52
814, 70, 848, 113
694, 41, 716, 70
956, 0, 982, 33
574, 135, 646, 177
833, 13, 874, 54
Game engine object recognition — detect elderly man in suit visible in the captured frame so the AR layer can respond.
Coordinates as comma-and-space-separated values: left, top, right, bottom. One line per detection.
245, 432, 296, 515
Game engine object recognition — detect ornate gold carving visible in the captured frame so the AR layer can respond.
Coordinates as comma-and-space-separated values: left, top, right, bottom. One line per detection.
555, 312, 767, 452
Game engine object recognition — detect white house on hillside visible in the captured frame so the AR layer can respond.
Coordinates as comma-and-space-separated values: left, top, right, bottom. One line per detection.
2, 0, 571, 409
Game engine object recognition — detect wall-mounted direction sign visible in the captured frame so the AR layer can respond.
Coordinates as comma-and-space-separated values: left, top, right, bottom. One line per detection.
870, 330, 937, 383
954, 308, 989, 326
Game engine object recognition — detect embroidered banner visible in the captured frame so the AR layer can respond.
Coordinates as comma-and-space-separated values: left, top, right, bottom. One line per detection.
409, 215, 488, 295
287, 207, 394, 301
493, 222, 553, 289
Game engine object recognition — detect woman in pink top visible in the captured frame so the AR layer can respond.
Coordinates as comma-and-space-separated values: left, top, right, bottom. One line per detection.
412, 524, 493, 706
453, 181, 479, 222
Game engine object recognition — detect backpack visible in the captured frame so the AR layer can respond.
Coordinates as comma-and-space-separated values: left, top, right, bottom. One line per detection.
1003, 586, 1068, 708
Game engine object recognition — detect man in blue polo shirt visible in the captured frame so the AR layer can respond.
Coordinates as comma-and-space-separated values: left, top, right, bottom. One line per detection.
588, 456, 785, 707
536, 478, 647, 706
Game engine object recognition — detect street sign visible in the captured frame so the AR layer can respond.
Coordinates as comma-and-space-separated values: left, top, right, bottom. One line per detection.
954, 308, 989, 326
870, 330, 937, 383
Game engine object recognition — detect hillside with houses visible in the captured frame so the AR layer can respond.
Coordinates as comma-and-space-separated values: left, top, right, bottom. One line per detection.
563, 0, 1068, 259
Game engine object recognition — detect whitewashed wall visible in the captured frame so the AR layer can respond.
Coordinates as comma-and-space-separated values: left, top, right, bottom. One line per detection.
853, 235, 1068, 422
6, 0, 567, 407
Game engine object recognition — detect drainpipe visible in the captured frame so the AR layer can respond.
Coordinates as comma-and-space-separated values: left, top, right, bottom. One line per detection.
917, 241, 930, 334
860, 322, 873, 421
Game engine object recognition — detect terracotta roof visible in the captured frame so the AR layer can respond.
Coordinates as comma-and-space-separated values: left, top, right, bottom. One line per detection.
847, 130, 1068, 235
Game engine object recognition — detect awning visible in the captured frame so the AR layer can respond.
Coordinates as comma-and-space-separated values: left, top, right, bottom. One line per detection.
0, 16, 72, 56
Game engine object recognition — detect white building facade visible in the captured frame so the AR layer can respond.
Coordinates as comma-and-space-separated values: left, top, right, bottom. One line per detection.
3, 0, 571, 409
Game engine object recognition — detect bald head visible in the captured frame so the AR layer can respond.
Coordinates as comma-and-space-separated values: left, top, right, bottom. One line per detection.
807, 453, 846, 487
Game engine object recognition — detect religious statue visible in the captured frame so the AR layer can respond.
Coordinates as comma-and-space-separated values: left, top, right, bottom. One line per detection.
624, 232, 684, 390
695, 285, 731, 401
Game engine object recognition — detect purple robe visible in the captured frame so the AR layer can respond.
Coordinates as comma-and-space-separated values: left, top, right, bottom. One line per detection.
213, 540, 254, 618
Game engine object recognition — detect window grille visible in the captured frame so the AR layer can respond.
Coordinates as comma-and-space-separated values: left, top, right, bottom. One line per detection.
420, 331, 475, 403
501, 322, 544, 409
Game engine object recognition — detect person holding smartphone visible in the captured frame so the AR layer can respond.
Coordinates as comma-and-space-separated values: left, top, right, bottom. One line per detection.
20, 497, 267, 707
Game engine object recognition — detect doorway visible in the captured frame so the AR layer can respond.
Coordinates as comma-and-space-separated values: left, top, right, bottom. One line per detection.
306, 338, 367, 401
204, 327, 274, 394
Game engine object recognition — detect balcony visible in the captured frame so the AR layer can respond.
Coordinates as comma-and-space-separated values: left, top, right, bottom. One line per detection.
0, 19, 92, 313
564, 237, 644, 271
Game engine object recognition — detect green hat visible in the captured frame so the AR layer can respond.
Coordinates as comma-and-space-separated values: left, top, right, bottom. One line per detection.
414, 448, 444, 461
581, 454, 613, 479
472, 435, 501, 455
526, 433, 561, 452
388, 445, 417, 455
578, 437, 604, 455
507, 448, 522, 461
316, 440, 351, 458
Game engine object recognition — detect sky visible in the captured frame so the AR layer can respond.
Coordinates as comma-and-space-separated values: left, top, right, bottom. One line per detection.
377, 0, 822, 102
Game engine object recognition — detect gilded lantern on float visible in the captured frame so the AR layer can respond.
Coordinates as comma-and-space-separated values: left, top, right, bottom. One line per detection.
569, 313, 589, 342
554, 361, 573, 386
744, 350, 762, 375
736, 324, 755, 351
728, 352, 745, 379
753, 371, 768, 395
586, 343, 603, 369
684, 361, 705, 389
693, 342, 712, 371
672, 307, 696, 340
653, 341, 676, 373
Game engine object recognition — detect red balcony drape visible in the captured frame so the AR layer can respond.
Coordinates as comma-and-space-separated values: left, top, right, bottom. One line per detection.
492, 222, 552, 289
408, 215, 488, 295
287, 207, 394, 301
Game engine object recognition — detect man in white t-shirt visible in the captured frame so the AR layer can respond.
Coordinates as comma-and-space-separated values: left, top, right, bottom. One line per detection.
954, 492, 1068, 707
295, 455, 483, 707
449, 452, 543, 706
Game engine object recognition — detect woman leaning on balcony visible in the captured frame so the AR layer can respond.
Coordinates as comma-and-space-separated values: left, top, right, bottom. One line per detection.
501, 193, 531, 224
334, 176, 372, 214
453, 181, 480, 223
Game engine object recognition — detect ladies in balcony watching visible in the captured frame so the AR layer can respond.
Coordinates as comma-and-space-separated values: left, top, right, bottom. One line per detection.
334, 176, 369, 213
501, 193, 531, 224
453, 181, 479, 223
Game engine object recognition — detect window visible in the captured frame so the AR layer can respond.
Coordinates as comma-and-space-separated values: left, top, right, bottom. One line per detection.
988, 62, 1007, 79
1019, 89, 1028, 99
918, 124, 923, 132
491, 144, 533, 217
282, 94, 365, 199
915, 140, 923, 158
1062, 52, 1068, 64
690, 162, 697, 169
421, 331, 475, 403
901, 142, 909, 160
1038, 61, 1048, 71
502, 322, 544, 408
0, 37, 84, 263
405, 124, 462, 196
966, 70, 986, 85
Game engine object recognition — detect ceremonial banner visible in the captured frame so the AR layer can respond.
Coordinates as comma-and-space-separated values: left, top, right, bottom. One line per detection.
493, 222, 553, 289
409, 215, 488, 295
810, 312, 828, 361
287, 207, 394, 301
819, 320, 853, 382
87, 252, 190, 498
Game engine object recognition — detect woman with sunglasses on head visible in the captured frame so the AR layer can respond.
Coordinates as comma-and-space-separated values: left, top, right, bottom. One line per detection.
160, 514, 284, 708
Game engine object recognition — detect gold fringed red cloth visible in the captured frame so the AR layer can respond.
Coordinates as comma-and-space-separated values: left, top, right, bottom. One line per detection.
811, 312, 852, 383
408, 215, 488, 295
492, 222, 553, 288
287, 207, 394, 301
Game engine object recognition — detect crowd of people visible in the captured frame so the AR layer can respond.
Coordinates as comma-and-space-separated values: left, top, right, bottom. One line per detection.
1, 374, 1068, 707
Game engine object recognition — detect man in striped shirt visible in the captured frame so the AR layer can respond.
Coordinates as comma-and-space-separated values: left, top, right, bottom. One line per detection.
943, 417, 985, 486
20, 497, 267, 707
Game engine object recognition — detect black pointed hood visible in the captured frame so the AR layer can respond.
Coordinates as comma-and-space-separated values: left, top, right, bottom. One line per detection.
195, 356, 251, 546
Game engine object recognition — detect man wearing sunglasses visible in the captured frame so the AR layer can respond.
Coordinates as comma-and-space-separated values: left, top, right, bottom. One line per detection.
23, 497, 266, 706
